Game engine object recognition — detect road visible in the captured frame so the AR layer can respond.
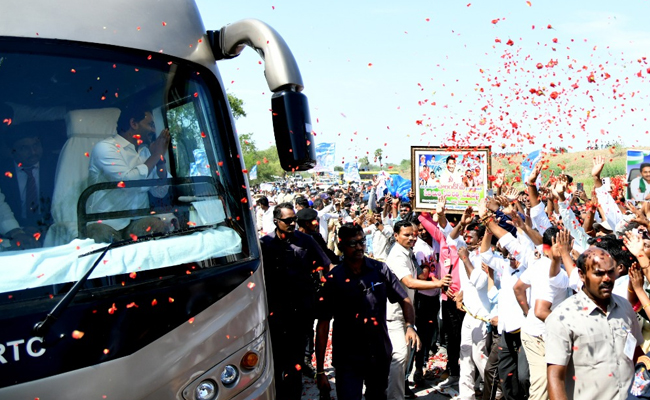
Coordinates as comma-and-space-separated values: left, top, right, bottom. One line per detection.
300, 331, 459, 399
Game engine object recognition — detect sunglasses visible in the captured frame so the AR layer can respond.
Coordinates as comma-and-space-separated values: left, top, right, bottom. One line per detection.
276, 217, 297, 224
342, 239, 366, 248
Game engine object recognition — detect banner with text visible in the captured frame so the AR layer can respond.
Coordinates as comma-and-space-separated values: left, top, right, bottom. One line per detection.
411, 146, 491, 213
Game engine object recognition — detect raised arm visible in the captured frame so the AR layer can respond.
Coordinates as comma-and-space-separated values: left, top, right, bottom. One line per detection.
526, 162, 543, 207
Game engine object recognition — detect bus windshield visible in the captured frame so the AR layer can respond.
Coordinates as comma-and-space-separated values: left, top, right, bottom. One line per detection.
0, 38, 251, 300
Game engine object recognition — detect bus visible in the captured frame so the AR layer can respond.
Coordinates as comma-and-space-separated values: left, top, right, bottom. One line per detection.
0, 1, 314, 399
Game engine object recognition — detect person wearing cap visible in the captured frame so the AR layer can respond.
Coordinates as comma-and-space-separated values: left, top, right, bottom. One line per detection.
593, 219, 614, 236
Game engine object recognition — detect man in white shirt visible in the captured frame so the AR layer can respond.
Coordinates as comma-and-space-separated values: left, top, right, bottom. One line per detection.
87, 104, 170, 243
313, 195, 339, 242
385, 219, 450, 400
255, 196, 275, 236
451, 221, 492, 400
438, 155, 464, 188
481, 211, 537, 400
513, 226, 569, 400
630, 163, 650, 201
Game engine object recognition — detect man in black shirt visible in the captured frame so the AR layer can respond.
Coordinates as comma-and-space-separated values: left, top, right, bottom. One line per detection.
315, 223, 420, 400
260, 202, 332, 400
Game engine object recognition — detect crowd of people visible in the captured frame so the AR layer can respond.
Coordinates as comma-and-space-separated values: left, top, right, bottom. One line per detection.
253, 156, 650, 400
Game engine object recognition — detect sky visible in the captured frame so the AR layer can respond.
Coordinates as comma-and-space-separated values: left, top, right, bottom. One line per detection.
195, 0, 650, 167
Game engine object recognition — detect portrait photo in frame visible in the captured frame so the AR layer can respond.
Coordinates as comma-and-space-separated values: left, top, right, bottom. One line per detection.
411, 146, 491, 213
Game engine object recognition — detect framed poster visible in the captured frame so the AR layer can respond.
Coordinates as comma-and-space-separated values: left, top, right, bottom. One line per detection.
411, 146, 491, 213
627, 149, 650, 201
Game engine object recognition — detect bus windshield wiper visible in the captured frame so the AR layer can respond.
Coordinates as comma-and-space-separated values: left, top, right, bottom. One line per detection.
77, 225, 214, 257
33, 225, 216, 336
33, 240, 122, 337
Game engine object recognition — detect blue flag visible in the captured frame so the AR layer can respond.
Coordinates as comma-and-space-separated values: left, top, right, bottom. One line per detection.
385, 174, 412, 201
313, 142, 336, 172
343, 162, 361, 182
521, 149, 543, 186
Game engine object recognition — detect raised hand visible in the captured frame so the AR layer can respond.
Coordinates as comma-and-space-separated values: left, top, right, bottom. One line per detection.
627, 201, 650, 228
478, 198, 488, 219
460, 207, 474, 226
527, 162, 543, 186
629, 263, 645, 292
551, 175, 567, 201
592, 156, 606, 178
436, 197, 447, 214
624, 230, 645, 258
486, 196, 500, 212
505, 186, 519, 202
556, 229, 573, 256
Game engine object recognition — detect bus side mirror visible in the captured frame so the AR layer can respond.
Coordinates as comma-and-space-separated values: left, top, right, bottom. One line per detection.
271, 90, 316, 171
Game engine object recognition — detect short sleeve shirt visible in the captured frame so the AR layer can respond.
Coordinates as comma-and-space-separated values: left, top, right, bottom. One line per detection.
316, 257, 407, 367
385, 243, 418, 321
545, 290, 643, 400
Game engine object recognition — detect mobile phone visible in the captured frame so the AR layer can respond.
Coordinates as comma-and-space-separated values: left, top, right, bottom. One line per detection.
577, 182, 584, 191
487, 188, 494, 197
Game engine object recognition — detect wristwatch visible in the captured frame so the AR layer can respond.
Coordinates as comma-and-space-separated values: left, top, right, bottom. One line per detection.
405, 324, 417, 332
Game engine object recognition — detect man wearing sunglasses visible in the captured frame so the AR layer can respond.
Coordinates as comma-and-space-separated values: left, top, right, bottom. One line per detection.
260, 202, 333, 400
315, 223, 416, 400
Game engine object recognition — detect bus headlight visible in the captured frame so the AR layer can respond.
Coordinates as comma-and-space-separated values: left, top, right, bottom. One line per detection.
195, 380, 218, 400
220, 365, 238, 386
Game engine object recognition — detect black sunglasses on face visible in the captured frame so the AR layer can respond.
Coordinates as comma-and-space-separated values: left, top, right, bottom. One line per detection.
343, 239, 366, 248
277, 217, 297, 224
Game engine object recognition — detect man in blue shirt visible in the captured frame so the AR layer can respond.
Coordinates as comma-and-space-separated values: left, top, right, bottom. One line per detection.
315, 223, 419, 400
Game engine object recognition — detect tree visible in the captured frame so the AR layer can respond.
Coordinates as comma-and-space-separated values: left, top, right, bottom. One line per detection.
238, 132, 257, 155
359, 156, 370, 166
228, 93, 247, 119
374, 148, 384, 166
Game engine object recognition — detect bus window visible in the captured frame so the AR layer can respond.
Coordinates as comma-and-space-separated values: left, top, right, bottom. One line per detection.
0, 38, 251, 332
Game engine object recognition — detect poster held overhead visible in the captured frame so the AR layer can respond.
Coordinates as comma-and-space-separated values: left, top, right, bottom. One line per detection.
411, 146, 491, 213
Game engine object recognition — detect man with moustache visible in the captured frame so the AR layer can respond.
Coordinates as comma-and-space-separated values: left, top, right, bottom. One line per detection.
315, 223, 417, 400
260, 202, 332, 400
86, 103, 170, 242
385, 219, 451, 399
546, 247, 644, 400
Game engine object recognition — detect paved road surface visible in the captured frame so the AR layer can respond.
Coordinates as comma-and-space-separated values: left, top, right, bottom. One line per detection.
300, 332, 459, 399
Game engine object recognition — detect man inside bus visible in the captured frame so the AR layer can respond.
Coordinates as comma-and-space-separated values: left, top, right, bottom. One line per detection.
86, 102, 171, 243
0, 125, 56, 244
260, 202, 334, 400
0, 105, 41, 249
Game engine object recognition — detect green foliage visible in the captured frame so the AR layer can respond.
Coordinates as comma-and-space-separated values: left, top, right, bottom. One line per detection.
238, 133, 283, 183
227, 93, 247, 120
334, 166, 344, 172
359, 156, 370, 166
